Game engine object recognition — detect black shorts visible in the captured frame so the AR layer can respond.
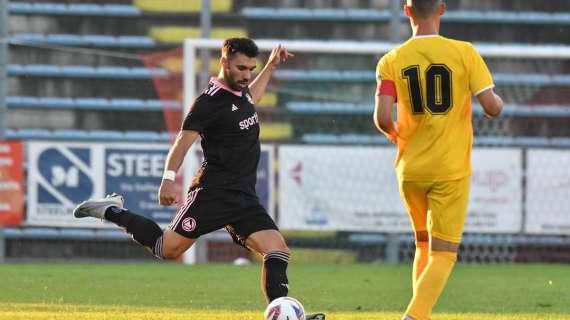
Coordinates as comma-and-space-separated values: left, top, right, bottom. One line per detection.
168, 187, 278, 248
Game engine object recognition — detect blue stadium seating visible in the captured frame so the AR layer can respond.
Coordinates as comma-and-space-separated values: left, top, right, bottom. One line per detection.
5, 128, 173, 142
242, 7, 570, 25
288, 102, 372, 114
273, 70, 570, 86
11, 33, 156, 48
4, 227, 130, 240
287, 102, 570, 118
7, 96, 180, 111
8, 2, 141, 17
7, 64, 169, 79
302, 133, 570, 147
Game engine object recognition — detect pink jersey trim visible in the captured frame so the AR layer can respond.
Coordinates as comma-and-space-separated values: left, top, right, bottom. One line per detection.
210, 77, 243, 97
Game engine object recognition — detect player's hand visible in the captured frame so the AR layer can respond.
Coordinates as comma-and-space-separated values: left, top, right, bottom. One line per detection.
386, 121, 399, 144
386, 133, 398, 144
158, 180, 177, 206
266, 44, 294, 69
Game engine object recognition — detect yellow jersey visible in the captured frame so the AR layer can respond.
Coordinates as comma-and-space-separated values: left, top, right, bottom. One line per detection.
376, 35, 494, 181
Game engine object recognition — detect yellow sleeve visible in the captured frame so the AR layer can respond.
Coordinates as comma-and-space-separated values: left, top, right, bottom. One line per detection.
468, 44, 494, 96
376, 53, 394, 85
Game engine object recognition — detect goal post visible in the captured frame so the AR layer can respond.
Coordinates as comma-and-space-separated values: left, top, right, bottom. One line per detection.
182, 38, 570, 264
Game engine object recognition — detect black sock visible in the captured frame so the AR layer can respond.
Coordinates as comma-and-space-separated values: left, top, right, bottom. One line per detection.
263, 251, 290, 302
105, 207, 164, 259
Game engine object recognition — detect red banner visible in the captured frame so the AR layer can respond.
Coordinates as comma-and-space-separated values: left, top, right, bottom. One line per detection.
141, 47, 184, 136
0, 141, 24, 226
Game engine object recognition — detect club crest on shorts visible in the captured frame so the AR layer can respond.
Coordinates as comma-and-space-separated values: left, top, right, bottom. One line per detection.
181, 217, 197, 232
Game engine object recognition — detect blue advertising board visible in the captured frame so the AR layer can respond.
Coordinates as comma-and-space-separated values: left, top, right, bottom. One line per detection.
28, 142, 275, 227
105, 146, 172, 224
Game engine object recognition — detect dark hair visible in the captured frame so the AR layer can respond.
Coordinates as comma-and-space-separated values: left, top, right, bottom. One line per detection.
409, 0, 442, 19
222, 37, 259, 59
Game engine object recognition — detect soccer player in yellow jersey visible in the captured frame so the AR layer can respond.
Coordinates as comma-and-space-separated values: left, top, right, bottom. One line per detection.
374, 1, 503, 319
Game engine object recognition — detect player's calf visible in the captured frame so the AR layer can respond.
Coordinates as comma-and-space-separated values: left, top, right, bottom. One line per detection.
264, 250, 290, 301
160, 229, 196, 259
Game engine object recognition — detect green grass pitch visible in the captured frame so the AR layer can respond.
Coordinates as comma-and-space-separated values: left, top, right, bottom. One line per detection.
0, 263, 568, 319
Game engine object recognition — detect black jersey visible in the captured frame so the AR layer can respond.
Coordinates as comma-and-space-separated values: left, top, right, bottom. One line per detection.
182, 77, 260, 195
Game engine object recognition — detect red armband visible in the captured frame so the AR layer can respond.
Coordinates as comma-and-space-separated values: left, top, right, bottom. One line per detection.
376, 80, 397, 101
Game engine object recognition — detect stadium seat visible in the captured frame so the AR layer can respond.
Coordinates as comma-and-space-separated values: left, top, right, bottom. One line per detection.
275, 69, 570, 87
149, 27, 247, 43
74, 98, 109, 109
288, 101, 570, 118
25, 64, 61, 76
10, 33, 45, 43
11, 33, 156, 48
7, 96, 180, 111
259, 123, 293, 141
242, 7, 392, 22
302, 133, 389, 145
301, 133, 570, 148
7, 64, 170, 79
88, 130, 124, 141
40, 97, 75, 108
9, 128, 53, 140
241, 7, 570, 25
133, 0, 232, 13
118, 36, 156, 48
52, 129, 90, 140
494, 74, 570, 86
46, 34, 84, 45
63, 65, 99, 77
83, 35, 118, 46
123, 131, 163, 142
4, 227, 130, 241
6, 129, 172, 142
287, 102, 373, 115
257, 92, 277, 108
274, 70, 373, 82
6, 96, 40, 107
8, 2, 141, 16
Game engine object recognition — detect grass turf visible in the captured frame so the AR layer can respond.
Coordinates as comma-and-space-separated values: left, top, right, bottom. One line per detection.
0, 263, 568, 319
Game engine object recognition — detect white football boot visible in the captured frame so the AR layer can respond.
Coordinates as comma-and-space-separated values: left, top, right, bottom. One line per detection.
73, 193, 124, 219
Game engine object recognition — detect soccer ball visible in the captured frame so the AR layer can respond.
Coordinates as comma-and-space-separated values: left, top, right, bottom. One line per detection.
264, 297, 305, 320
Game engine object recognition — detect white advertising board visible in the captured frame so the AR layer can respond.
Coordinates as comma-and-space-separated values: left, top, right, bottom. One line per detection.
526, 149, 570, 234
279, 146, 523, 233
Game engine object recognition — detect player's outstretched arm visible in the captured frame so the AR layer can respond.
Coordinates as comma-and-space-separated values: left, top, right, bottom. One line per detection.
374, 94, 399, 144
158, 130, 199, 206
249, 44, 293, 104
477, 88, 503, 118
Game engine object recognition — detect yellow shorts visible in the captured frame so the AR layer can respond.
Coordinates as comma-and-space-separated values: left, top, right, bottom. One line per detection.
398, 176, 470, 244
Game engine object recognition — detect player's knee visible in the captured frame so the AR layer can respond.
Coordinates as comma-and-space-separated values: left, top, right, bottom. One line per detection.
263, 242, 290, 256
161, 241, 187, 260
161, 246, 183, 260
431, 236, 460, 252
415, 230, 429, 243
278, 243, 291, 256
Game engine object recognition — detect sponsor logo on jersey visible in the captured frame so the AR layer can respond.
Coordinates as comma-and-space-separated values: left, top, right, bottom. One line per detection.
239, 112, 259, 130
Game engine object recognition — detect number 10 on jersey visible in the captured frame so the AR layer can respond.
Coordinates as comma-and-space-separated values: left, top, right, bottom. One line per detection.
402, 64, 453, 115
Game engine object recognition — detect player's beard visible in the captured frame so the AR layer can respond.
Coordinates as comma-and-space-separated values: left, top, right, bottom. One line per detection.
224, 68, 248, 91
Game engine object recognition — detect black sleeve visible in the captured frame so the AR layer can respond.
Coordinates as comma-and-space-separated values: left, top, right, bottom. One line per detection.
182, 95, 218, 132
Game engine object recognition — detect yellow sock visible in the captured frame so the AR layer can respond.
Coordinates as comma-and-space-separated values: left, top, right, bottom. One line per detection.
412, 241, 429, 295
405, 251, 457, 320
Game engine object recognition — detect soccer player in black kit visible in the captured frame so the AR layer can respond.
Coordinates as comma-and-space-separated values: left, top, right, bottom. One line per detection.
73, 38, 324, 320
